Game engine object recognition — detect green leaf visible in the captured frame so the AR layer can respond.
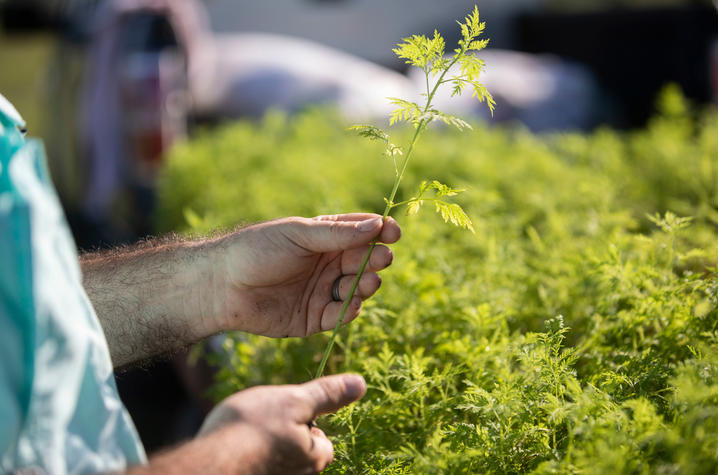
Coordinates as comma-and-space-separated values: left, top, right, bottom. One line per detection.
346, 124, 389, 143
427, 109, 473, 131
427, 180, 465, 197
388, 98, 424, 126
647, 211, 693, 233
450, 80, 466, 97
402, 180, 473, 232
470, 81, 496, 115
458, 55, 485, 83
468, 39, 490, 52
434, 201, 474, 232
348, 124, 402, 158
392, 31, 446, 71
459, 6, 485, 44
407, 199, 422, 216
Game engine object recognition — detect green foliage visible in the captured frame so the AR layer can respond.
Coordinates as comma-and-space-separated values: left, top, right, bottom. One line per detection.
405, 180, 474, 233
391, 6, 495, 123
393, 30, 447, 73
157, 81, 718, 473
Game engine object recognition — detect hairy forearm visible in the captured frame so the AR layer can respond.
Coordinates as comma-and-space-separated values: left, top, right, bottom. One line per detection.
124, 426, 270, 475
81, 236, 225, 368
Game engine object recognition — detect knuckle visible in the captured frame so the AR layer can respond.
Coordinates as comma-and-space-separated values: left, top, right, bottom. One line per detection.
317, 379, 343, 407
327, 220, 342, 239
285, 388, 308, 410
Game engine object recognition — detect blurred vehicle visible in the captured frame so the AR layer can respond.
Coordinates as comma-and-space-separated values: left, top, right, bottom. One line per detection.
203, 0, 541, 67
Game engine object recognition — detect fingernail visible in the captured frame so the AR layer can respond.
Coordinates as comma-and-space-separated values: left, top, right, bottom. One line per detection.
343, 374, 366, 399
357, 217, 381, 232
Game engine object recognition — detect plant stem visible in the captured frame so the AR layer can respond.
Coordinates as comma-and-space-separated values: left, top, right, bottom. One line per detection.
314, 126, 422, 379
314, 123, 425, 379
314, 46, 466, 379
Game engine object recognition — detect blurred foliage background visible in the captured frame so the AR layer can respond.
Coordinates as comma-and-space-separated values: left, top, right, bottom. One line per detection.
157, 88, 718, 472
0, 30, 52, 135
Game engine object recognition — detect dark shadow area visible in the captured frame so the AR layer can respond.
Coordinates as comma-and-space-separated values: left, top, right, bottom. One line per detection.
517, 5, 718, 128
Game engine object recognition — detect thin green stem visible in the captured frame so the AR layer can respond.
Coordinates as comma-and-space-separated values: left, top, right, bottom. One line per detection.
314, 125, 424, 379
314, 240, 377, 378
314, 46, 466, 379
314, 123, 425, 379
424, 67, 431, 102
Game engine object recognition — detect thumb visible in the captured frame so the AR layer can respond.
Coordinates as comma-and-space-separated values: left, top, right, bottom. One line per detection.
295, 216, 383, 253
296, 374, 367, 421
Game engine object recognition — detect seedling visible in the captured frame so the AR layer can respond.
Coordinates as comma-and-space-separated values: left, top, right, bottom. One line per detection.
315, 6, 495, 378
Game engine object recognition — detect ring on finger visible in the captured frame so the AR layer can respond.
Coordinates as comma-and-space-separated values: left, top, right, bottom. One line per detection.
332, 276, 343, 302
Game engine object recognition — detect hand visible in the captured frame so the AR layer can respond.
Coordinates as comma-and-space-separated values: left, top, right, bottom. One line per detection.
198, 374, 367, 474
211, 213, 401, 337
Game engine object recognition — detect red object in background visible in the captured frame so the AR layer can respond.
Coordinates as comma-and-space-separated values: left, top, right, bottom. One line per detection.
120, 51, 187, 188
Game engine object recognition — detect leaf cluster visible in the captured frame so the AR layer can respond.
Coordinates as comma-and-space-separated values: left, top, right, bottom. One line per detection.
393, 29, 448, 74
406, 180, 474, 233
346, 7, 495, 240
450, 6, 496, 113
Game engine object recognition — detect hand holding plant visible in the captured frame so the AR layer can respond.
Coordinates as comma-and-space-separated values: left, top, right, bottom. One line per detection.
206, 213, 400, 339
315, 6, 494, 378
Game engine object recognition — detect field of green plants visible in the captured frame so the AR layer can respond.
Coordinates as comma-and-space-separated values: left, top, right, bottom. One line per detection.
157, 86, 718, 473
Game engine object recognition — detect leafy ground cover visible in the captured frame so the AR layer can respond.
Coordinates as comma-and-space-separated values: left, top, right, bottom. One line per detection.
156, 87, 718, 473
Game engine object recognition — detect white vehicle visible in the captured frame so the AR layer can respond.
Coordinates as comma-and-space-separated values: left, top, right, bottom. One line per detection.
203, 0, 542, 67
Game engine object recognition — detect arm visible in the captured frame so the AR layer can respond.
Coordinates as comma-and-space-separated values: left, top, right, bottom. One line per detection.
82, 214, 400, 368
124, 374, 366, 474
81, 236, 221, 368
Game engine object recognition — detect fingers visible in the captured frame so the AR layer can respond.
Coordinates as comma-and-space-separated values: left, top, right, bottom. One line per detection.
314, 213, 400, 240
341, 244, 393, 274
297, 374, 367, 420
315, 214, 402, 245
320, 297, 362, 331
314, 213, 380, 223
333, 273, 382, 300
377, 216, 401, 244
294, 215, 400, 253
308, 427, 334, 473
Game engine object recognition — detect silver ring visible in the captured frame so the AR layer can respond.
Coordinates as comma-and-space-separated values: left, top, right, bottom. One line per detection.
332, 276, 342, 302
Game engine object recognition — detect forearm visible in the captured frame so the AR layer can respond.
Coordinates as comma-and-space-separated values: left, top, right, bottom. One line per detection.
81, 237, 225, 368
124, 426, 270, 475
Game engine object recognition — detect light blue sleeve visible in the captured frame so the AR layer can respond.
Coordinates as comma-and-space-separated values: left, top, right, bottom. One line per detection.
0, 106, 36, 471
0, 95, 147, 474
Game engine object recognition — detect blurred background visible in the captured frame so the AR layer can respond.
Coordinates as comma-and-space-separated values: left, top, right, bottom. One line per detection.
1, 0, 717, 454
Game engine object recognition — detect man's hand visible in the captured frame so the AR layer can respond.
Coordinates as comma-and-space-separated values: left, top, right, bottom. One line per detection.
128, 374, 367, 474
82, 213, 399, 367
209, 213, 401, 337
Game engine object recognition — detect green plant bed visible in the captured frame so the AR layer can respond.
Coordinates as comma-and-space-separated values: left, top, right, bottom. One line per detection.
156, 88, 718, 473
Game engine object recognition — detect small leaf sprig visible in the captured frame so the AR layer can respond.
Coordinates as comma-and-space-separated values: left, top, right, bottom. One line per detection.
315, 6, 495, 378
